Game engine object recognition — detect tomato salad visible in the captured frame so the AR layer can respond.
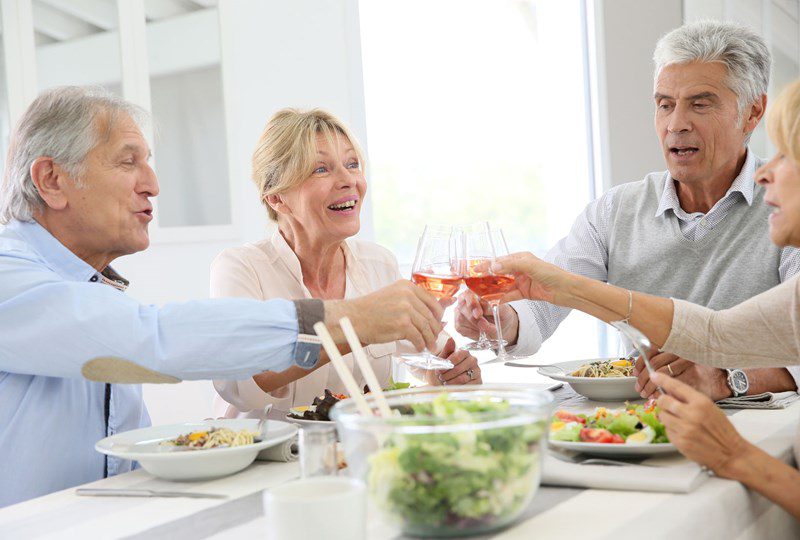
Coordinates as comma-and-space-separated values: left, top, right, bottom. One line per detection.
549, 401, 669, 445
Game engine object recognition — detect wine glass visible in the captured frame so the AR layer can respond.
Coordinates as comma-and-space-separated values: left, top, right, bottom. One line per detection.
460, 222, 522, 363
400, 224, 460, 371
458, 222, 508, 351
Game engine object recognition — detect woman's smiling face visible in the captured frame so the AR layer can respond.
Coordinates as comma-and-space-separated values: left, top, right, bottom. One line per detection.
757, 152, 800, 248
276, 131, 366, 243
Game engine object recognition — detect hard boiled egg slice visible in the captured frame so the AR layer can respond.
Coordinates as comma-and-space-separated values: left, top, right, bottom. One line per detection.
625, 425, 655, 445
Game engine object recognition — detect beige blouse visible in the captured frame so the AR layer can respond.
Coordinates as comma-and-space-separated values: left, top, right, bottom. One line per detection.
663, 274, 800, 465
210, 230, 401, 418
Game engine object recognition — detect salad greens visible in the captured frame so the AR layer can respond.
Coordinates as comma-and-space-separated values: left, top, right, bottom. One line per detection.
367, 394, 544, 536
550, 403, 669, 444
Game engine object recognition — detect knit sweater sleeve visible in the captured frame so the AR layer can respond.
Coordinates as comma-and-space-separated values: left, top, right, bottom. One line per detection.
662, 276, 800, 368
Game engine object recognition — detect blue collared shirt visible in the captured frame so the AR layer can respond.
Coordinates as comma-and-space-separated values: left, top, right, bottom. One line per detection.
0, 220, 309, 507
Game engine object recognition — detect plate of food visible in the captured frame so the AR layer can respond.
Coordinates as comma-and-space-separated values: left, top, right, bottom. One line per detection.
95, 419, 298, 480
548, 405, 677, 457
536, 358, 640, 401
286, 381, 414, 425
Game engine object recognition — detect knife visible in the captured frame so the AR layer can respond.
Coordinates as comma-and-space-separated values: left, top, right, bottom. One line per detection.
76, 488, 227, 499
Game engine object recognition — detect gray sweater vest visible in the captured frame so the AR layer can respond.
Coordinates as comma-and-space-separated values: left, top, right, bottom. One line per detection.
607, 173, 782, 309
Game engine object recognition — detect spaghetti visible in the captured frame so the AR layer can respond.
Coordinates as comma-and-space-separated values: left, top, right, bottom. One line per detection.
570, 358, 634, 378
161, 427, 258, 449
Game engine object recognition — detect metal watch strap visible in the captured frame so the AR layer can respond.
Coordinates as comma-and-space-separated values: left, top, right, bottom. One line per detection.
292, 299, 324, 369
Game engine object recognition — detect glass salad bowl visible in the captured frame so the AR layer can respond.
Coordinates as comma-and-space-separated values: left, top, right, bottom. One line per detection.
330, 385, 554, 537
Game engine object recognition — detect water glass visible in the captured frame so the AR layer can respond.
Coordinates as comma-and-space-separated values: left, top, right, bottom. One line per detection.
299, 426, 338, 478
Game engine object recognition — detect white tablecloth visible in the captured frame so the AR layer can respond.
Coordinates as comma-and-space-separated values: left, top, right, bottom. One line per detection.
1, 389, 798, 540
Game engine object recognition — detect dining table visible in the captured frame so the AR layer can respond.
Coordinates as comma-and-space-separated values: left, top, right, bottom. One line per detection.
2, 382, 799, 540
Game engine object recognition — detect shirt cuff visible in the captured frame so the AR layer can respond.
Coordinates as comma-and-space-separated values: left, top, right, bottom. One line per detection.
292, 299, 324, 369
785, 365, 800, 391
505, 300, 543, 357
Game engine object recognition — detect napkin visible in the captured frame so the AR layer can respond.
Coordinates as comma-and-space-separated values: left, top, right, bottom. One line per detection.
541, 452, 708, 493
257, 436, 299, 462
715, 391, 800, 410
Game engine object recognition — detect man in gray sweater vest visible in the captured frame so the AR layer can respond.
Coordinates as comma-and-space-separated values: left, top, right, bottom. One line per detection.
456, 21, 800, 400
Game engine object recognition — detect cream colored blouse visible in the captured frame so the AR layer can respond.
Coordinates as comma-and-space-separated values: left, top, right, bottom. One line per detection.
210, 230, 401, 418
663, 274, 800, 464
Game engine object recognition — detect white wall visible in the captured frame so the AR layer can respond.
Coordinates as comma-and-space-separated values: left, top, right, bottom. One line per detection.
112, 0, 368, 425
592, 0, 683, 189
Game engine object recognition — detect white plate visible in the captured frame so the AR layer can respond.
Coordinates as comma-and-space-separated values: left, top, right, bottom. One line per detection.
285, 413, 334, 426
537, 359, 640, 401
95, 419, 297, 481
548, 439, 678, 457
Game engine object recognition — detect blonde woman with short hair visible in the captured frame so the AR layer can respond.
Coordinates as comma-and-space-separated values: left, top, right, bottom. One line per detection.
212, 108, 481, 417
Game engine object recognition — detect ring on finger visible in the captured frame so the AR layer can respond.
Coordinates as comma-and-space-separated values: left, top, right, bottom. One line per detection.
466, 368, 475, 381
667, 364, 674, 376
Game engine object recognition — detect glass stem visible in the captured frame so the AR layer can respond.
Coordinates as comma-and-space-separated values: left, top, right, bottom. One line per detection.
477, 329, 488, 346
491, 302, 508, 360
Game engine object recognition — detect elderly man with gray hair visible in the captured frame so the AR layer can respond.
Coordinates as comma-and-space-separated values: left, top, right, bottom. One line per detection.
0, 87, 447, 507
457, 20, 800, 400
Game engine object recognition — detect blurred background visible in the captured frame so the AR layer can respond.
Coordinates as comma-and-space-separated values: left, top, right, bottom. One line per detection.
1, 0, 797, 423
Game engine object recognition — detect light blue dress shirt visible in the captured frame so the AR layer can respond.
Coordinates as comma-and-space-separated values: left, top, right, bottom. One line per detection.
0, 220, 311, 507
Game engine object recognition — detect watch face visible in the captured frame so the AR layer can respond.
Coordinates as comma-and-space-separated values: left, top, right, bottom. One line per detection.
730, 370, 748, 393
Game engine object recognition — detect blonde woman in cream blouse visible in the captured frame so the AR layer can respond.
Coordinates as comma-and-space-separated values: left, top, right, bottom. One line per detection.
212, 108, 480, 418
481, 80, 800, 520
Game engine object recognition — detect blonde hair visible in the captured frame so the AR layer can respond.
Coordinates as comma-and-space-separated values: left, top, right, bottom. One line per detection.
252, 108, 365, 221
767, 80, 800, 164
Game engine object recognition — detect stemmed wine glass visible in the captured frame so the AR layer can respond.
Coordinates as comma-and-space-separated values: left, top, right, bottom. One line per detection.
458, 222, 508, 352
460, 222, 523, 363
400, 224, 460, 371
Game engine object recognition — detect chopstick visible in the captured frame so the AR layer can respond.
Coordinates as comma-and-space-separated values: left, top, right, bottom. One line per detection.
339, 317, 393, 418
313, 322, 374, 417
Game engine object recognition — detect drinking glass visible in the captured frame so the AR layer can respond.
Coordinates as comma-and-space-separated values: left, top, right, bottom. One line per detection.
400, 224, 460, 371
299, 425, 338, 478
459, 223, 508, 351
460, 222, 523, 363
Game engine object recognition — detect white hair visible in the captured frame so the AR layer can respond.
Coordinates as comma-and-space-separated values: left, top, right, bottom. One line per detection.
653, 20, 771, 118
0, 86, 149, 224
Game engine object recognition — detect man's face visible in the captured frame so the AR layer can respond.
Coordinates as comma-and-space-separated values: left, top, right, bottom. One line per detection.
60, 113, 158, 260
654, 62, 750, 185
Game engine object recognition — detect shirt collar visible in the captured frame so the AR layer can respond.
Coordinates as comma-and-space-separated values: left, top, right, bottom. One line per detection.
655, 148, 757, 218
7, 219, 129, 289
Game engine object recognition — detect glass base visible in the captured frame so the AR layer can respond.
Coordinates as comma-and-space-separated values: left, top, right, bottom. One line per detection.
400, 352, 454, 371
481, 352, 527, 365
461, 338, 507, 351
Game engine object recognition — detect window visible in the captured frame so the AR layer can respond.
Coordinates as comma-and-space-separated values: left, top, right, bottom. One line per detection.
360, 0, 604, 360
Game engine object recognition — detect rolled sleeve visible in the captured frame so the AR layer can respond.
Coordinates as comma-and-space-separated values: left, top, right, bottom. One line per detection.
506, 300, 544, 356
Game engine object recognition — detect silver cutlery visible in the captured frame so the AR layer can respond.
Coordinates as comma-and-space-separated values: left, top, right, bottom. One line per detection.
76, 488, 227, 499
610, 321, 664, 394
549, 452, 655, 468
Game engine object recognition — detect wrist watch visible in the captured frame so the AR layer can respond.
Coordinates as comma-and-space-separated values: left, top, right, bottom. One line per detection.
725, 369, 749, 397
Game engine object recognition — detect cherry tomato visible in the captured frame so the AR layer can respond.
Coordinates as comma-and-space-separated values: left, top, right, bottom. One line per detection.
555, 410, 586, 424
579, 428, 615, 443
610, 434, 625, 444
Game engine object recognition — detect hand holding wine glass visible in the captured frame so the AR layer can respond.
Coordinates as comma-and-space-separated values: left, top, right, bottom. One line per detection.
401, 224, 461, 371
459, 222, 522, 363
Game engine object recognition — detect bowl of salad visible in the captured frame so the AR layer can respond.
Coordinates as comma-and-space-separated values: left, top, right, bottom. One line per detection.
330, 385, 553, 537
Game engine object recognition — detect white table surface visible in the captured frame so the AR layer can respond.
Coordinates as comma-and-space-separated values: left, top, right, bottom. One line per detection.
2, 386, 799, 540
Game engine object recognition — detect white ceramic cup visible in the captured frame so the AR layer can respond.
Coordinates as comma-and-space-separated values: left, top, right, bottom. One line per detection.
263, 476, 366, 540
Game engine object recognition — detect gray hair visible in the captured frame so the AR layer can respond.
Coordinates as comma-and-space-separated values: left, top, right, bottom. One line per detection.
653, 20, 771, 119
0, 86, 149, 224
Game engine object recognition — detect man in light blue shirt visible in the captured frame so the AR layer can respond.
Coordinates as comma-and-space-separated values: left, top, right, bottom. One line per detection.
0, 87, 445, 507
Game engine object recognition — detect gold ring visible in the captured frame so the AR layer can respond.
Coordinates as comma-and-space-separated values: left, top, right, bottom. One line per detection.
667, 364, 674, 376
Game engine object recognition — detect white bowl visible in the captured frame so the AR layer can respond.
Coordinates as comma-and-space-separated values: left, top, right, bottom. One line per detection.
95, 419, 297, 481
538, 359, 640, 401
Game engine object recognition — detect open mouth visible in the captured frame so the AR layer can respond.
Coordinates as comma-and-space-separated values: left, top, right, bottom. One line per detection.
670, 146, 699, 157
327, 199, 357, 212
